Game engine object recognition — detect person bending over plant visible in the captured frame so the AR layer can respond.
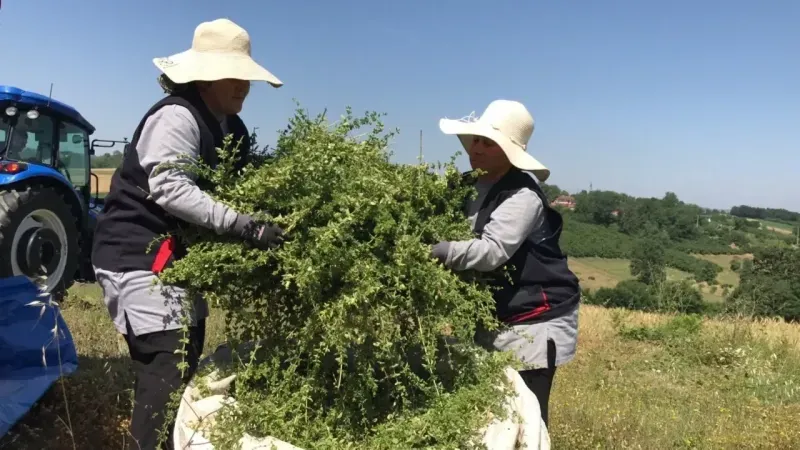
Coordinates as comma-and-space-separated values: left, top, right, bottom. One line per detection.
430, 99, 582, 427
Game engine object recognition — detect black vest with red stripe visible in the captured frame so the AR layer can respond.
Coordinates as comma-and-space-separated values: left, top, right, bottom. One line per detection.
91, 87, 251, 274
471, 168, 581, 324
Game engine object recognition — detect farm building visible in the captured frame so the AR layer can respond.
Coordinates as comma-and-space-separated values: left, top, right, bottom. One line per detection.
551, 195, 576, 210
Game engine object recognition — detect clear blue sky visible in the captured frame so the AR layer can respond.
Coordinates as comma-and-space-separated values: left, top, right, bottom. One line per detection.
3, 0, 798, 211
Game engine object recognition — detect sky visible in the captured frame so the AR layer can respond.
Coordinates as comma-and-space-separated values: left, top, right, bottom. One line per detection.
2, 0, 798, 211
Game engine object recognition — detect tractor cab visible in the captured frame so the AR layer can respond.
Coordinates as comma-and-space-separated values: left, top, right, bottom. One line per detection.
1, 87, 98, 206
0, 85, 125, 295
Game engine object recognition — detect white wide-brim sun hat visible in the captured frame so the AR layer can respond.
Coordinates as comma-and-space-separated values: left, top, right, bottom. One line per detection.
439, 99, 550, 182
152, 18, 283, 87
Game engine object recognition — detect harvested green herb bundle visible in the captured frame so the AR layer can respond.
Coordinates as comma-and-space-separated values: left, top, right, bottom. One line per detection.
160, 106, 516, 449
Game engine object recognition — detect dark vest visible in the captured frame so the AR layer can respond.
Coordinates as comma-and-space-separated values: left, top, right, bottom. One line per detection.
91, 88, 251, 273
469, 168, 581, 324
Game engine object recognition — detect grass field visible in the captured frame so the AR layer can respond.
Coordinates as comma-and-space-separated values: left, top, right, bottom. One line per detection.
3, 283, 799, 449
551, 306, 800, 449
569, 257, 691, 292
693, 254, 752, 287
91, 168, 115, 195
760, 220, 794, 234
745, 218, 796, 236
568, 256, 744, 303
762, 220, 792, 230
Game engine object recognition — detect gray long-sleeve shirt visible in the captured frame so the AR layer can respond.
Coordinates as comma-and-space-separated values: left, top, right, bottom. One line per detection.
441, 173, 580, 370
139, 104, 243, 235
95, 105, 241, 336
444, 179, 545, 270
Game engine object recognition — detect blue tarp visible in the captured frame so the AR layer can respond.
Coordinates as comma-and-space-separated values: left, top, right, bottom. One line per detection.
0, 276, 78, 438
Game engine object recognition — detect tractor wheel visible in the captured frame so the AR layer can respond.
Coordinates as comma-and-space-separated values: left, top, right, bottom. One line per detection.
0, 186, 80, 298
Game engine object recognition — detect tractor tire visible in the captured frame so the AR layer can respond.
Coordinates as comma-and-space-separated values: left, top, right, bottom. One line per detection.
0, 186, 80, 298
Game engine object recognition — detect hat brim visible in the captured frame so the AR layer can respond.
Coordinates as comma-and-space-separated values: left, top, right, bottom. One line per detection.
153, 49, 283, 87
439, 118, 550, 182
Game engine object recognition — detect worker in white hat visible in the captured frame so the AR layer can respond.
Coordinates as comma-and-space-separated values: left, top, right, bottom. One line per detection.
431, 99, 582, 428
91, 18, 285, 450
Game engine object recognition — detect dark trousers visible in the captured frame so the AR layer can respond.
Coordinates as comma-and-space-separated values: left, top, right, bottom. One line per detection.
518, 339, 557, 427
123, 318, 206, 450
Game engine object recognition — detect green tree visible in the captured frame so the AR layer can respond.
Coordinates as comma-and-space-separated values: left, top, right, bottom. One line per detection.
90, 150, 124, 168
618, 200, 651, 235
657, 192, 700, 241
630, 237, 667, 286
727, 247, 800, 322
733, 217, 758, 231
654, 279, 705, 314
574, 190, 620, 226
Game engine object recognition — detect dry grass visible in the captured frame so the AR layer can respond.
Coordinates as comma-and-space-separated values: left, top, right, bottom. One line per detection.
3, 287, 800, 449
766, 227, 793, 236
0, 284, 226, 450
744, 218, 795, 236
760, 220, 794, 236
551, 306, 800, 449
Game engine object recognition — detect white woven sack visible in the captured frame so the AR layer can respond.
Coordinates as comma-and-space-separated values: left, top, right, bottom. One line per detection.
174, 367, 550, 450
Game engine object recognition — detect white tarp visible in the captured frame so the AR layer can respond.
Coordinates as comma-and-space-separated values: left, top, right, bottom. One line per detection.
174, 366, 550, 450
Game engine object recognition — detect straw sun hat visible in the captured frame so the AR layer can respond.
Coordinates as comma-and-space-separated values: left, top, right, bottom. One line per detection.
152, 18, 283, 87
439, 100, 550, 182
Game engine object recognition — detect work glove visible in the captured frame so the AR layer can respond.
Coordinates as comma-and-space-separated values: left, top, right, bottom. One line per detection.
233, 213, 286, 250
431, 241, 450, 265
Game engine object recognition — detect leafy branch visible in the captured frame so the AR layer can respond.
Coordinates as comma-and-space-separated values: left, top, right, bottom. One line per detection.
159, 103, 515, 449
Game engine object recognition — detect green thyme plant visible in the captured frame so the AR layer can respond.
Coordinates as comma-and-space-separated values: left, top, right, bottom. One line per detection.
158, 104, 516, 449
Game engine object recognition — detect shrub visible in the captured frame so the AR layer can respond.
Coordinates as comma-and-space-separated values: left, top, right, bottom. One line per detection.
653, 279, 705, 314
616, 314, 703, 343
589, 280, 658, 311
586, 278, 705, 315
158, 106, 515, 448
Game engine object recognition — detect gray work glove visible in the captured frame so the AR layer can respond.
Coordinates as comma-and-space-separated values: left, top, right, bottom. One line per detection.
431, 241, 450, 265
233, 214, 286, 250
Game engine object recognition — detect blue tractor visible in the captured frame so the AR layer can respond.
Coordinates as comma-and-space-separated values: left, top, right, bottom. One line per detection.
0, 85, 127, 297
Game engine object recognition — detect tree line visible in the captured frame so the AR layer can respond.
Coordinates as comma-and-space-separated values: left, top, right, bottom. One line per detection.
91, 150, 123, 169
550, 184, 798, 253
730, 204, 800, 224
